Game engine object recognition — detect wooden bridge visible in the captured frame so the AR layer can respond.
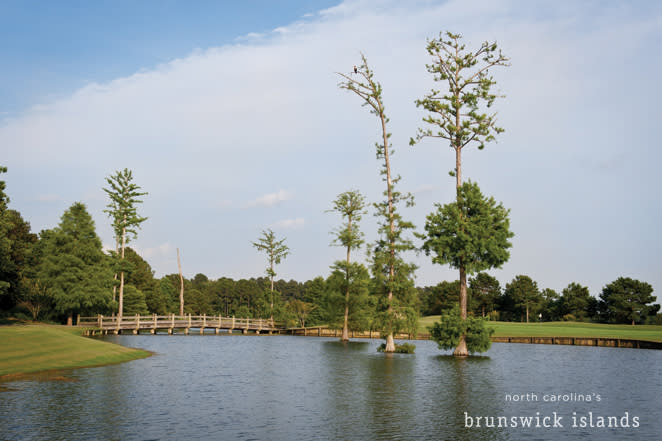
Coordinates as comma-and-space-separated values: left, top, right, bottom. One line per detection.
77, 314, 284, 335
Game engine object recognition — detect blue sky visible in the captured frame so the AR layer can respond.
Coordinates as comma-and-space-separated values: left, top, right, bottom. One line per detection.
1, 0, 661, 301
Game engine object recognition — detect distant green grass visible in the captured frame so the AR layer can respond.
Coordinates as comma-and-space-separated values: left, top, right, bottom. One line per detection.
418, 316, 662, 342
0, 324, 151, 378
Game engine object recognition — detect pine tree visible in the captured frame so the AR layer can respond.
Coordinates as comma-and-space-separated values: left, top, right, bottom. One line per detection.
33, 202, 113, 324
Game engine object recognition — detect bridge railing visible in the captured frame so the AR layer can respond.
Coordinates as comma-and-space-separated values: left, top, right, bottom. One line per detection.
77, 314, 283, 330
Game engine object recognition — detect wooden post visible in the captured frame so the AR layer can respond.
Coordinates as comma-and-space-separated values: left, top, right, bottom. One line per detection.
98, 314, 103, 329
200, 314, 206, 335
76, 314, 80, 326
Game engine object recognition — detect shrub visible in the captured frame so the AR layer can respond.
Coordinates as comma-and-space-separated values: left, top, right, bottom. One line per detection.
377, 342, 416, 353
429, 305, 494, 354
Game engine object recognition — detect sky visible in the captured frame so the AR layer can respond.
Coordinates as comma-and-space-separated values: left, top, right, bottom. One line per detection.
1, 0, 660, 300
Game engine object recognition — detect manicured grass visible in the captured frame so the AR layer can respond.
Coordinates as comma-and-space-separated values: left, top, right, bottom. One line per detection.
0, 324, 151, 378
419, 316, 662, 342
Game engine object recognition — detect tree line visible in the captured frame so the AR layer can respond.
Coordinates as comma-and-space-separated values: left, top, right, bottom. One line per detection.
419, 273, 660, 326
1, 166, 656, 328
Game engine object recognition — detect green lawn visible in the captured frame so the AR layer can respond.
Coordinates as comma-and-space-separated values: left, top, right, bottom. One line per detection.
0, 324, 151, 378
418, 316, 662, 342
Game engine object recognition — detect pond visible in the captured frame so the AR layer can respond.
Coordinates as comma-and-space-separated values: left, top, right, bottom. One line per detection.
1, 335, 661, 440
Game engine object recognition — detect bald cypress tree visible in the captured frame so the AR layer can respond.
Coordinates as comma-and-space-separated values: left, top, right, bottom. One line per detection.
328, 190, 368, 341
412, 32, 509, 356
252, 229, 289, 324
337, 54, 418, 352
103, 169, 148, 318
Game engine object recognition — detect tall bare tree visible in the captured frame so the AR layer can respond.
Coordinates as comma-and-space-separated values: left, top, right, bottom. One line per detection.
338, 54, 417, 353
411, 32, 509, 356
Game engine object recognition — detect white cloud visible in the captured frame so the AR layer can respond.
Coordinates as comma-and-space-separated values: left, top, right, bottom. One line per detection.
245, 190, 292, 208
412, 184, 438, 195
138, 242, 175, 259
271, 218, 305, 229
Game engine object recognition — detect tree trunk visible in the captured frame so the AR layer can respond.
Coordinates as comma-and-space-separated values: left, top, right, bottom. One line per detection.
118, 271, 125, 319
526, 304, 529, 323
380, 105, 397, 353
112, 239, 119, 302
453, 267, 469, 357
452, 66, 469, 355
341, 215, 353, 342
270, 267, 274, 325
118, 224, 126, 319
66, 314, 73, 326
177, 248, 184, 315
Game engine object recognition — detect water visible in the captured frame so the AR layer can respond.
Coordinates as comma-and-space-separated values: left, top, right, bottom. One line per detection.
1, 335, 661, 440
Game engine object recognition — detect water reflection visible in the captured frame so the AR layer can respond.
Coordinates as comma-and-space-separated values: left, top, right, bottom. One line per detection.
1, 336, 660, 440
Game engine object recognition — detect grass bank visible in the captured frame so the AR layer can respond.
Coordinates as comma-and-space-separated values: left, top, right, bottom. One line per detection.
0, 324, 151, 378
418, 317, 662, 342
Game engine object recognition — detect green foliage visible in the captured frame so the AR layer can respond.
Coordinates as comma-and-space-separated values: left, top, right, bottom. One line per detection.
377, 342, 416, 354
600, 277, 656, 325
429, 306, 494, 354
32, 203, 114, 322
422, 181, 513, 274
0, 166, 14, 302
540, 288, 561, 321
184, 288, 212, 315
17, 278, 53, 320
411, 31, 509, 155
159, 277, 178, 313
469, 272, 501, 317
419, 280, 465, 316
287, 299, 317, 328
0, 209, 38, 310
559, 282, 592, 320
102, 168, 148, 248
327, 190, 371, 337
301, 276, 328, 326
122, 284, 149, 315
123, 247, 165, 314
329, 190, 366, 251
504, 275, 543, 322
323, 262, 374, 331
252, 229, 290, 280
252, 229, 290, 319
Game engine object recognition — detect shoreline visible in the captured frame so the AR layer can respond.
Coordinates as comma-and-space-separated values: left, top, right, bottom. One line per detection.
0, 324, 151, 382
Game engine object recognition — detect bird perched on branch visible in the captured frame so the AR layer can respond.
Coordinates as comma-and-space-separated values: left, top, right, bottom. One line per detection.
353, 65, 358, 74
